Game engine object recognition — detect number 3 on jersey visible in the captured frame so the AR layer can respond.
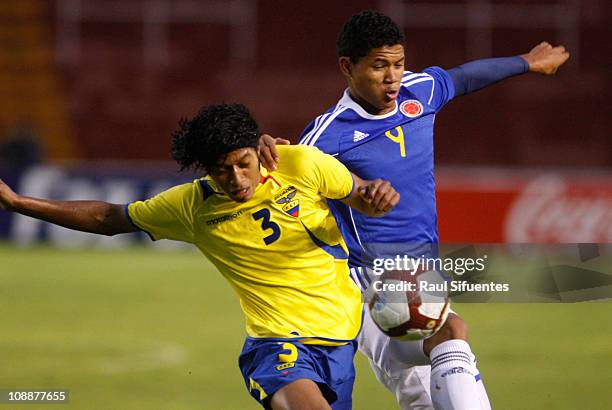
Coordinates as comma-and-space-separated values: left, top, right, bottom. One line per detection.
385, 126, 406, 157
252, 208, 281, 245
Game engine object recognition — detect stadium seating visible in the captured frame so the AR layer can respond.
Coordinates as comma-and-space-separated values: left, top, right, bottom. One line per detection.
0, 0, 76, 160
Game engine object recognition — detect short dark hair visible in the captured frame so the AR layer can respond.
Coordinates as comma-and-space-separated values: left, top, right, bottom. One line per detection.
336, 10, 404, 63
171, 103, 260, 172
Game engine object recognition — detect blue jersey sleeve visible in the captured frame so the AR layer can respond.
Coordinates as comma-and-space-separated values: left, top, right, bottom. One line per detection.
402, 67, 455, 112
422, 66, 456, 111
448, 56, 529, 96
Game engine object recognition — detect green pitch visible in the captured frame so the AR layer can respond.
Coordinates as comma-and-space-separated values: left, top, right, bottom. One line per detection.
1, 244, 610, 409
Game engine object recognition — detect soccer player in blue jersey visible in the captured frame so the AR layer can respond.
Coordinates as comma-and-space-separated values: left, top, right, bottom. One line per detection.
260, 10, 569, 410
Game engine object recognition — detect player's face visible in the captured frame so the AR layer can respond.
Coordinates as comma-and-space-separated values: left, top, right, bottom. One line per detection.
209, 148, 261, 202
341, 44, 405, 115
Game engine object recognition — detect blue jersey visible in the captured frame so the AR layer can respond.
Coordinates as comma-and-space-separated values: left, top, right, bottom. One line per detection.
299, 67, 455, 271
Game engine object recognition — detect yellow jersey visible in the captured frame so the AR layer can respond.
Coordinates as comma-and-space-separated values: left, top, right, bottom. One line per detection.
127, 145, 362, 342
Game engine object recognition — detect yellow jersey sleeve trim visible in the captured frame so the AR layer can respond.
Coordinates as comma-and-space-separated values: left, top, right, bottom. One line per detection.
125, 203, 157, 241
198, 178, 221, 200
337, 173, 356, 201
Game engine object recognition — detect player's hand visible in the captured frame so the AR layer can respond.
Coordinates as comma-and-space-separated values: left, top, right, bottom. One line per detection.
521, 42, 570, 75
0, 179, 18, 211
258, 134, 290, 171
358, 179, 400, 216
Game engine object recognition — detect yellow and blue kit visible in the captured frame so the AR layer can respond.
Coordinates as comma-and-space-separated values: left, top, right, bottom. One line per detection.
126, 145, 362, 408
239, 338, 357, 409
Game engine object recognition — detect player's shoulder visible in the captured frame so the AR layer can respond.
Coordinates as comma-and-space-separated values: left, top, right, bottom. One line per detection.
193, 177, 224, 202
299, 103, 353, 148
276, 144, 315, 155
275, 145, 341, 177
402, 66, 449, 81
300, 97, 371, 155
401, 67, 451, 90
149, 180, 209, 209
156, 181, 198, 199
132, 181, 201, 220
276, 144, 324, 167
272, 145, 351, 198
400, 67, 453, 107
149, 178, 219, 208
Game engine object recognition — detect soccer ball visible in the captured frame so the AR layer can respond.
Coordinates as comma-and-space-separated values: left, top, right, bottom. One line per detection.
368, 269, 450, 340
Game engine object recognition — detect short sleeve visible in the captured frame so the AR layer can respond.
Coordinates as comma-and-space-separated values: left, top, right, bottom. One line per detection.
127, 182, 198, 243
296, 146, 354, 200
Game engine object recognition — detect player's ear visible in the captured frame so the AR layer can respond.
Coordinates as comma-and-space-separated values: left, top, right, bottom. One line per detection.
339, 57, 352, 78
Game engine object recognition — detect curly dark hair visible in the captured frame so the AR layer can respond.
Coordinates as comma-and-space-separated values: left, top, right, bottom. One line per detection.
171, 103, 260, 172
336, 10, 404, 63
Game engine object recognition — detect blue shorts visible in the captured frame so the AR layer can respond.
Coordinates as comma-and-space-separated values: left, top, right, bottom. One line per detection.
238, 337, 357, 409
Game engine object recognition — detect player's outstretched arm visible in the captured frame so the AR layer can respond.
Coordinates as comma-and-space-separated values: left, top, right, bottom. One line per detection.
258, 133, 290, 171
448, 41, 570, 96
342, 175, 400, 217
0, 178, 137, 236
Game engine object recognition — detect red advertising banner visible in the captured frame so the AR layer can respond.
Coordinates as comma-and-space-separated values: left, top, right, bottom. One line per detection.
436, 169, 612, 243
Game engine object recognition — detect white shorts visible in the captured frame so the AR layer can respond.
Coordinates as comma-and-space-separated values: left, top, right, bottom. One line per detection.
358, 310, 435, 410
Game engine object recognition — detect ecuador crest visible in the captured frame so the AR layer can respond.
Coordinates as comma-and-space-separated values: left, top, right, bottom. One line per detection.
275, 185, 300, 217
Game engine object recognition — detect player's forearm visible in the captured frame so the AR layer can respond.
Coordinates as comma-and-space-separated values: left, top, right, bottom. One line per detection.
343, 175, 399, 217
448, 56, 529, 96
11, 196, 132, 236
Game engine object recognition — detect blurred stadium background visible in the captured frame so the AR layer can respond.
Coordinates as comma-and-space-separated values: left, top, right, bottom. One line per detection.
0, 0, 611, 409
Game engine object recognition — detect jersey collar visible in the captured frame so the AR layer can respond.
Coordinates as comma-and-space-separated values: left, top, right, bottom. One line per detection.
339, 89, 398, 120
257, 165, 279, 188
203, 166, 273, 198
260, 164, 269, 184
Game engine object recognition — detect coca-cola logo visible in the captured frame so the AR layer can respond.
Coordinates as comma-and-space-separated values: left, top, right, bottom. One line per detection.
505, 175, 612, 242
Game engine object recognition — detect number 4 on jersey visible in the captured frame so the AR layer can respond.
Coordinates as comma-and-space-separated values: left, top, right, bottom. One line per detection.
384, 126, 406, 157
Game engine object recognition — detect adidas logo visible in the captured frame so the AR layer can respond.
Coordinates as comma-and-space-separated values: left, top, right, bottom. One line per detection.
353, 130, 369, 142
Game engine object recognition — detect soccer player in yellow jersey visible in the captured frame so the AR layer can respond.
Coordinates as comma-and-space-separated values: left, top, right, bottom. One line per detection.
0, 103, 400, 410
